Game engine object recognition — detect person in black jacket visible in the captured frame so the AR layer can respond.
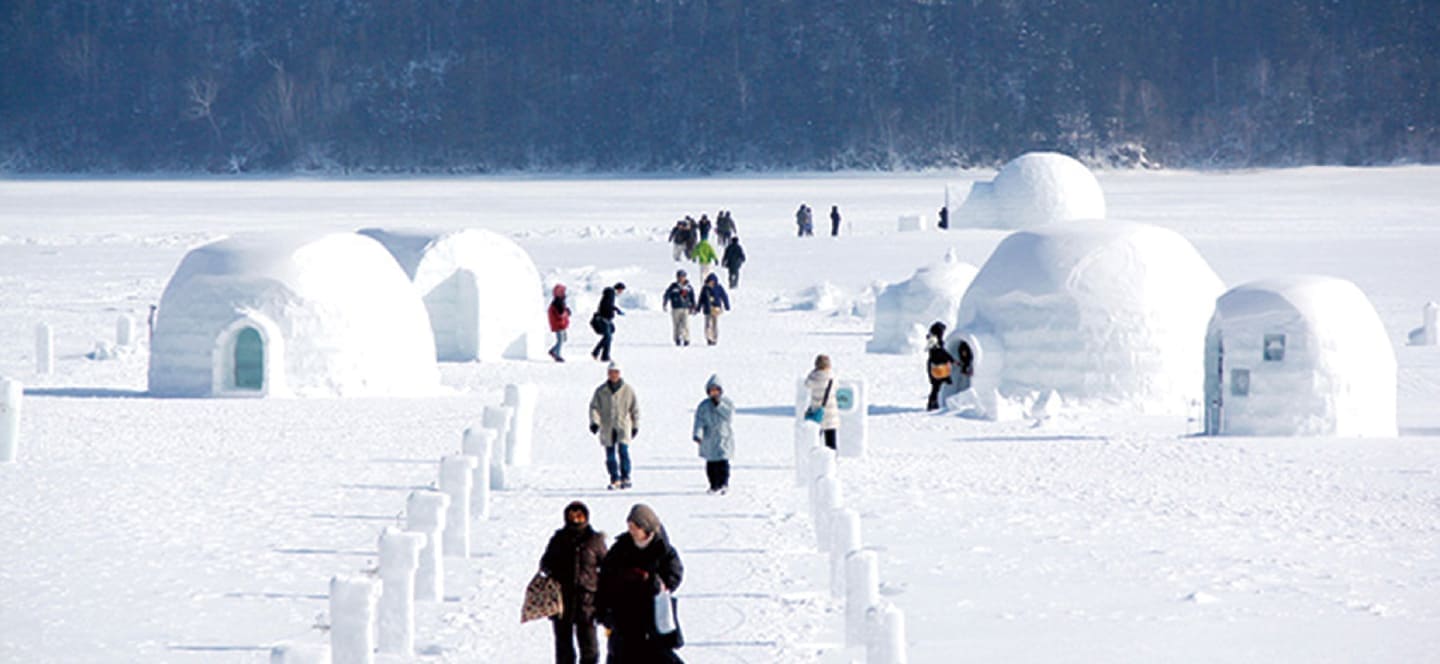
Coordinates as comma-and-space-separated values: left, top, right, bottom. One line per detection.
829, 205, 842, 236
597, 504, 684, 663
591, 283, 626, 362
721, 236, 746, 289
925, 321, 957, 411
540, 501, 609, 664
696, 274, 730, 346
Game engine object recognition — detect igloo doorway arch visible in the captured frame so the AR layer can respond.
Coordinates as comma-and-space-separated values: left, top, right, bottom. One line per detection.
210, 314, 287, 397
426, 268, 482, 361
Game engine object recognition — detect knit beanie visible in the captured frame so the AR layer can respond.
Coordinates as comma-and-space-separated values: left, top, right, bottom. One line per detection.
626, 503, 662, 536
564, 500, 589, 521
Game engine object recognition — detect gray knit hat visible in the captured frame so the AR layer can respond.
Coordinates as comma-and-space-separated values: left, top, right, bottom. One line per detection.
626, 503, 662, 536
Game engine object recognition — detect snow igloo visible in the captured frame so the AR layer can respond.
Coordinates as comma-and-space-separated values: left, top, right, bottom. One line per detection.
944, 221, 1223, 414
952, 152, 1106, 229
148, 232, 440, 397
361, 228, 547, 362
867, 250, 979, 354
1204, 276, 1397, 437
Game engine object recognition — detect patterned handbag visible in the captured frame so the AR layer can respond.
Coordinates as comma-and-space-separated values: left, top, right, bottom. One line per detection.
521, 572, 563, 623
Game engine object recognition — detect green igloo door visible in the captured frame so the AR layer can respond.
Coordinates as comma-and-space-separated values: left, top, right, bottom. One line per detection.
234, 327, 264, 390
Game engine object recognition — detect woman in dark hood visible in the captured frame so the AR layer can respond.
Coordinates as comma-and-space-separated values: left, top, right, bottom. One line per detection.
597, 504, 684, 663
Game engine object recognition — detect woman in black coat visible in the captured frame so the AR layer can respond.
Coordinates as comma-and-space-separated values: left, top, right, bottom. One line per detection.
597, 504, 684, 663
925, 321, 957, 411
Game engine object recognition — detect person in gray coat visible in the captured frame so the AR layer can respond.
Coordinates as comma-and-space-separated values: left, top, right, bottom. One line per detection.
692, 374, 735, 494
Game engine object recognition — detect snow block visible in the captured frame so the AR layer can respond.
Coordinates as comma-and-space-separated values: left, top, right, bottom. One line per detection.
439, 455, 478, 558
1, 376, 21, 463
503, 383, 538, 467
329, 575, 380, 664
830, 508, 861, 599
810, 475, 842, 552
461, 427, 496, 519
835, 380, 867, 458
866, 601, 909, 664
35, 323, 53, 375
377, 527, 426, 655
270, 643, 330, 664
404, 490, 449, 601
846, 551, 879, 649
116, 314, 136, 348
793, 419, 819, 487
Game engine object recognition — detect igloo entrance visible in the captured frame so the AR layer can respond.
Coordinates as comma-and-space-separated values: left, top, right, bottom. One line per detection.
426, 268, 482, 362
234, 327, 264, 390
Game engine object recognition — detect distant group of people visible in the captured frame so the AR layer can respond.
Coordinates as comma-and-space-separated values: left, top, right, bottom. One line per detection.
662, 269, 731, 347
795, 203, 843, 237
668, 212, 746, 289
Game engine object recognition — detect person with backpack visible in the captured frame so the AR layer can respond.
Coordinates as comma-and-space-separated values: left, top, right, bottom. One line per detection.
696, 273, 730, 346
721, 235, 746, 289
590, 283, 626, 362
662, 270, 697, 347
925, 321, 957, 410
538, 501, 608, 664
548, 284, 572, 362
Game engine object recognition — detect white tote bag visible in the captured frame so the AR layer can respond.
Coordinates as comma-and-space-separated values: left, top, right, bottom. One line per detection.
654, 589, 677, 635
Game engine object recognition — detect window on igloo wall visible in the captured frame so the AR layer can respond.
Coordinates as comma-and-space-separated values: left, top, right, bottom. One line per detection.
1263, 333, 1286, 362
234, 327, 264, 390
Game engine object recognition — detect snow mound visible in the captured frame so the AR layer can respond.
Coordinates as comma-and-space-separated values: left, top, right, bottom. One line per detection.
954, 152, 1107, 229
867, 249, 979, 354
777, 282, 877, 317
947, 221, 1223, 414
361, 228, 547, 362
1204, 276, 1396, 437
149, 232, 439, 397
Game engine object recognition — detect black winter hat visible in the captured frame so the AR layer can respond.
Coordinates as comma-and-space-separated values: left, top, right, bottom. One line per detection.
614, 282, 627, 291
564, 500, 589, 521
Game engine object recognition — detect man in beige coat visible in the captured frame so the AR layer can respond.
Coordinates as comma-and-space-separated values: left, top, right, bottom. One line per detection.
589, 362, 640, 489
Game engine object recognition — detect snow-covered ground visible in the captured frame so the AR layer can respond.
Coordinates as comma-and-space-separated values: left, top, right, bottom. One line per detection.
1, 168, 1438, 663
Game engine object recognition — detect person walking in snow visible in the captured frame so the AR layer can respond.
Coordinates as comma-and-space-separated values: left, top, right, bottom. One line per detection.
696, 273, 730, 346
549, 284, 572, 362
795, 203, 812, 237
539, 501, 608, 664
590, 362, 640, 490
925, 321, 957, 411
597, 504, 684, 663
715, 210, 736, 248
692, 375, 735, 494
662, 270, 697, 347
804, 354, 840, 450
829, 205, 842, 237
721, 235, 746, 289
691, 238, 718, 283
667, 220, 691, 262
683, 216, 698, 259
937, 205, 949, 230
590, 282, 626, 362
697, 214, 712, 242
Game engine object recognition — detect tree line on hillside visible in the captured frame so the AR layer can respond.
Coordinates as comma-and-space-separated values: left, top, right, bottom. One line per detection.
1, 0, 1435, 173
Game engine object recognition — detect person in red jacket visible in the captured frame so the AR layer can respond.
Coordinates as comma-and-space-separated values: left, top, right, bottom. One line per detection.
549, 284, 572, 362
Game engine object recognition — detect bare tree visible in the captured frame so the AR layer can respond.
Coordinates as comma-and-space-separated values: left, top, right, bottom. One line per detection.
184, 75, 223, 144
256, 57, 300, 158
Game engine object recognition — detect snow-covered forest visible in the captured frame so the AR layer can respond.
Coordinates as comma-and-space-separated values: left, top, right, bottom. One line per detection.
2, 0, 1436, 173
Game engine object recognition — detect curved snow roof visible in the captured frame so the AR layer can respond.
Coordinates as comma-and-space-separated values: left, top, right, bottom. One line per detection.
148, 232, 439, 397
1214, 276, 1388, 338
955, 151, 1106, 229
954, 221, 1223, 412
867, 250, 979, 354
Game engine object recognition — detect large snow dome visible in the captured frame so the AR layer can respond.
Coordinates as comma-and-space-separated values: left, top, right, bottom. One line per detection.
148, 232, 440, 397
946, 221, 1223, 413
360, 228, 546, 362
1204, 276, 1397, 437
867, 250, 979, 354
953, 152, 1107, 229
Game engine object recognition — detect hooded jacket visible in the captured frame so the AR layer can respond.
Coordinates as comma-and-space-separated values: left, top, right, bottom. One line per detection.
693, 374, 735, 461
697, 275, 730, 314
548, 285, 571, 332
597, 530, 684, 637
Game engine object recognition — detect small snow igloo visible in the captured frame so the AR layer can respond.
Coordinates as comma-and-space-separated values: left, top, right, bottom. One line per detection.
953, 152, 1106, 229
946, 221, 1223, 414
361, 228, 546, 362
148, 232, 440, 397
1203, 276, 1397, 437
867, 250, 979, 354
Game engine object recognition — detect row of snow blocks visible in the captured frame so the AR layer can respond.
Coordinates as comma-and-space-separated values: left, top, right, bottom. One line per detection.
1, 377, 20, 463
440, 455, 478, 558
269, 643, 330, 664
461, 427, 495, 519
866, 601, 909, 664
502, 383, 537, 466
405, 490, 449, 601
829, 509, 861, 599
330, 575, 381, 664
378, 527, 427, 655
35, 323, 53, 375
846, 551, 880, 649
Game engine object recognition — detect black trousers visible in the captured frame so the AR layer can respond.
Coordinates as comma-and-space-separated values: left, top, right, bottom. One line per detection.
927, 379, 946, 410
553, 614, 599, 664
821, 428, 837, 450
705, 460, 730, 490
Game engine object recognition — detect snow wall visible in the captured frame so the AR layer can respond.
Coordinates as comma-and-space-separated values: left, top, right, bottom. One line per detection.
1204, 276, 1396, 437
947, 221, 1223, 414
361, 228, 547, 362
148, 232, 440, 397
953, 152, 1106, 229
867, 250, 978, 354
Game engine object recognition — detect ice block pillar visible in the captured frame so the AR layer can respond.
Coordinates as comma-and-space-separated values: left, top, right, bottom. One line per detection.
404, 490, 449, 601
